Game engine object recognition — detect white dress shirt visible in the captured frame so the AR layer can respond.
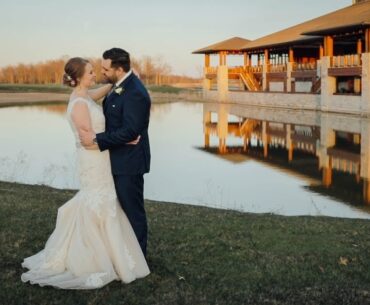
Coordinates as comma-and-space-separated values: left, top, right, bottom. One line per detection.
115, 70, 132, 87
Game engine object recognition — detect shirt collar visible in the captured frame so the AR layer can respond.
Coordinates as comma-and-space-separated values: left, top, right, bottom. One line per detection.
115, 70, 132, 87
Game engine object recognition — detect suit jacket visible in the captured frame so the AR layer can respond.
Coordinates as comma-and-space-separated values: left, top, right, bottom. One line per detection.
96, 73, 151, 176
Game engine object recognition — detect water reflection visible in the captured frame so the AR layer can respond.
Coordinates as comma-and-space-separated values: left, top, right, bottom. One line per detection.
0, 102, 369, 219
202, 103, 370, 212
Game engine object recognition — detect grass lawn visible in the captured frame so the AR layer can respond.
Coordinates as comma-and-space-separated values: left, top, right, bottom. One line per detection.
0, 181, 369, 305
146, 85, 185, 94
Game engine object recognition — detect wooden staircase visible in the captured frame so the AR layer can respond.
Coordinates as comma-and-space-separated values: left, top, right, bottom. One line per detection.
239, 70, 261, 91
239, 119, 258, 136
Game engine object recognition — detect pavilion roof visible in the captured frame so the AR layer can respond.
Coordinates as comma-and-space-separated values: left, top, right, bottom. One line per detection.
240, 1, 370, 52
192, 37, 252, 54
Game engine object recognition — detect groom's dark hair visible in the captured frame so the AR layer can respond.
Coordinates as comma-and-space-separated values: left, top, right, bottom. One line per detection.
103, 48, 131, 72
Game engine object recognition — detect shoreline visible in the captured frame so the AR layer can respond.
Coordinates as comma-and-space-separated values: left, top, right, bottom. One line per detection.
0, 92, 69, 106
0, 84, 205, 107
0, 88, 205, 107
4, 179, 370, 220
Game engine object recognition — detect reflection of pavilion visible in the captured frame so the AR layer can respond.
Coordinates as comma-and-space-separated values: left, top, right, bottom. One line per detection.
203, 103, 370, 205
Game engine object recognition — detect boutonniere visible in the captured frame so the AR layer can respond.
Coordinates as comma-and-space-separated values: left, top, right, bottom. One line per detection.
114, 86, 124, 95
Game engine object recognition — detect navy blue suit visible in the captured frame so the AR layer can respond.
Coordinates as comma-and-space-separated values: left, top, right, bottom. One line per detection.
96, 72, 151, 257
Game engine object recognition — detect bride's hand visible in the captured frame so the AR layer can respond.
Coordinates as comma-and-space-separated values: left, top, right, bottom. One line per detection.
127, 135, 141, 145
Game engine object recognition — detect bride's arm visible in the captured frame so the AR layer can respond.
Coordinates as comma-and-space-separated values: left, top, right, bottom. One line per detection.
71, 101, 99, 150
88, 84, 112, 103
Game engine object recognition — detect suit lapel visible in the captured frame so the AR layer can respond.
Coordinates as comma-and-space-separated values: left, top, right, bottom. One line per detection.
102, 95, 108, 114
103, 72, 136, 115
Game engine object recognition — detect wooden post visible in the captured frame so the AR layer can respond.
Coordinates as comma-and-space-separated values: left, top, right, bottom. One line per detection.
262, 121, 268, 158
363, 179, 370, 205
219, 138, 227, 154
264, 49, 270, 65
288, 145, 293, 162
243, 52, 248, 67
324, 36, 334, 57
204, 111, 211, 148
289, 48, 294, 62
286, 124, 293, 162
319, 45, 324, 58
205, 134, 210, 148
217, 104, 228, 153
322, 156, 333, 187
356, 163, 361, 183
343, 160, 348, 172
243, 136, 248, 152
205, 54, 210, 67
357, 39, 363, 54
366, 28, 370, 53
219, 51, 227, 66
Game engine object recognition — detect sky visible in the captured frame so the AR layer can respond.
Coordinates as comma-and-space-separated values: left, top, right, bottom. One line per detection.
0, 0, 350, 77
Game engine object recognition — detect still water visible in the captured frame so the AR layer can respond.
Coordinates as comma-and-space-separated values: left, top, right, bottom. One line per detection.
1, 101, 370, 219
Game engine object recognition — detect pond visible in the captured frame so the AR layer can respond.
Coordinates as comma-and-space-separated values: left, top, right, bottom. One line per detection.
1, 101, 370, 219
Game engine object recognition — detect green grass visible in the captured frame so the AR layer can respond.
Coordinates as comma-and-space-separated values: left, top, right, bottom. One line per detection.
0, 83, 72, 93
147, 85, 185, 94
1, 181, 370, 305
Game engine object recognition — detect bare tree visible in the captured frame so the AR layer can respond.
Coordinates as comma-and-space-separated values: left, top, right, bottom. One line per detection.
0, 55, 200, 86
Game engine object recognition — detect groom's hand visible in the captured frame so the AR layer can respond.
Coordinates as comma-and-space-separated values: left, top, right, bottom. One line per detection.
79, 129, 96, 147
127, 135, 141, 145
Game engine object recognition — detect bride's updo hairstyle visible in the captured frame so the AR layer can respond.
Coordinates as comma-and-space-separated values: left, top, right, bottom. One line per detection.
63, 57, 89, 87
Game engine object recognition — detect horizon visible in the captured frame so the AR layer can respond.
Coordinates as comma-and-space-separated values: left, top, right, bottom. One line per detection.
1, 0, 350, 77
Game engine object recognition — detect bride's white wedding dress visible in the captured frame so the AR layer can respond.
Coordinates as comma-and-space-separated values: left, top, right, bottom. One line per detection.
21, 95, 150, 289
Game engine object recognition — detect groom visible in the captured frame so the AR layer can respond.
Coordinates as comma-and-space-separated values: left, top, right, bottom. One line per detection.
80, 48, 151, 257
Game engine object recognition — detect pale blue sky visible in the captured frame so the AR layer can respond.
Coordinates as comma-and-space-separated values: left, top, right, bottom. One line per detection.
0, 0, 350, 76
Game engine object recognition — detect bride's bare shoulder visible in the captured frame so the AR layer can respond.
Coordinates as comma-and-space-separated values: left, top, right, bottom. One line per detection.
69, 92, 90, 104
67, 94, 91, 115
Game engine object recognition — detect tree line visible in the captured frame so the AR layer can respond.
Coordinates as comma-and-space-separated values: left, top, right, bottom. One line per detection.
0, 55, 199, 86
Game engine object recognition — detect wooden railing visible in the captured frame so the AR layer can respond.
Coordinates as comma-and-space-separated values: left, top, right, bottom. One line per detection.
332, 54, 362, 68
205, 67, 217, 74
293, 62, 317, 71
228, 67, 244, 74
228, 66, 263, 74
268, 64, 287, 73
249, 65, 263, 73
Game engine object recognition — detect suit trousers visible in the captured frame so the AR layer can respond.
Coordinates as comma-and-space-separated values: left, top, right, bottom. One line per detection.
113, 174, 148, 257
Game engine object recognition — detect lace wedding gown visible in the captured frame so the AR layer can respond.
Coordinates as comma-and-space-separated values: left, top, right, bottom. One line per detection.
21, 95, 150, 289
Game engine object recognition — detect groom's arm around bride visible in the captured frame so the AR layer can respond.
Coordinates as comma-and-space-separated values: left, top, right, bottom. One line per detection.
97, 82, 150, 152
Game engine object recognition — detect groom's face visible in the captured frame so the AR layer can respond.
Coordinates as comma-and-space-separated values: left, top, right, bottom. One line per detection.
101, 59, 118, 84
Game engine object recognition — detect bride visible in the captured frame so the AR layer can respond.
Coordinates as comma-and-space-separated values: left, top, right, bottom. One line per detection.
21, 57, 150, 289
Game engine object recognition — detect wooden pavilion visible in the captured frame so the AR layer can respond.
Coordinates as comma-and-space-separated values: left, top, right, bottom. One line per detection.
193, 0, 370, 109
